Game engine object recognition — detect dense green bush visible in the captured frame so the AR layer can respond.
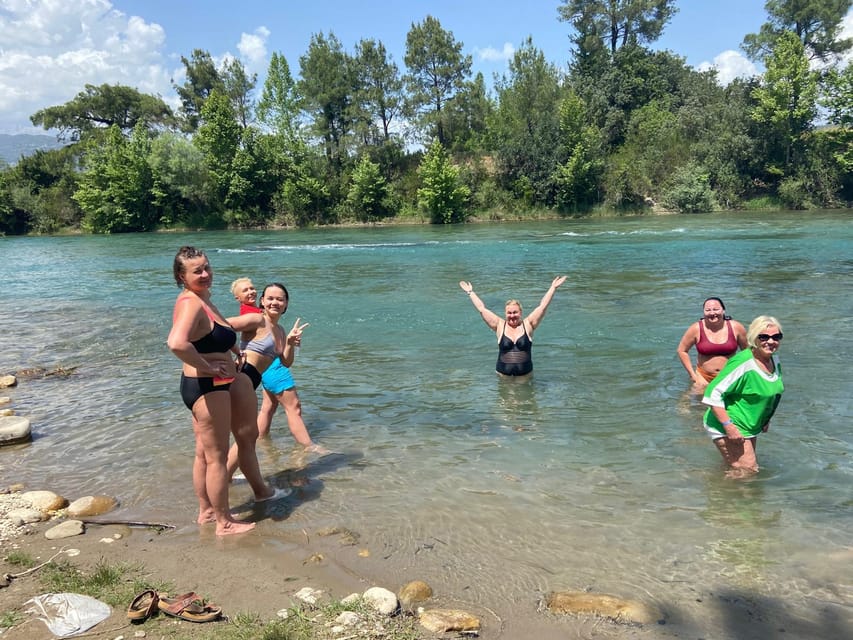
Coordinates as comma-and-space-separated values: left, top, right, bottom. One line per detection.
662, 163, 718, 213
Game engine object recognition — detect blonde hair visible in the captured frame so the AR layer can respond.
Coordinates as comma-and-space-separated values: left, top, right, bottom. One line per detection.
746, 315, 783, 348
505, 299, 523, 313
230, 277, 253, 298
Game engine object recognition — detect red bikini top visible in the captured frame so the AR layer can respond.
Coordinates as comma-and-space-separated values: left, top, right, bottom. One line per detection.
696, 320, 738, 357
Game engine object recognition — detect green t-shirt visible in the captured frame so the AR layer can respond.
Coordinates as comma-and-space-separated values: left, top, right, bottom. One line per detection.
702, 348, 784, 437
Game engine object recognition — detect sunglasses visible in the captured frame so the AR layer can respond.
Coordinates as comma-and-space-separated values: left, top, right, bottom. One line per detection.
757, 333, 783, 342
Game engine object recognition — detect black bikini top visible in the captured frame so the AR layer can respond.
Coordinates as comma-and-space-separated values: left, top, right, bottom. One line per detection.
178, 297, 237, 354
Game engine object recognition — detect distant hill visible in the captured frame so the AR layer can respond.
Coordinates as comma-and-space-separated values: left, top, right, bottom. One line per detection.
0, 134, 66, 166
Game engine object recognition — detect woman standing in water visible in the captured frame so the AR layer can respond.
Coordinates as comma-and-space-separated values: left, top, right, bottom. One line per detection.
228, 283, 320, 449
459, 276, 567, 377
676, 297, 748, 390
702, 315, 785, 477
167, 246, 276, 536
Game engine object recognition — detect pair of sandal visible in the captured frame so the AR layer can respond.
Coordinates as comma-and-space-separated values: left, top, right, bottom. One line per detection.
127, 589, 222, 623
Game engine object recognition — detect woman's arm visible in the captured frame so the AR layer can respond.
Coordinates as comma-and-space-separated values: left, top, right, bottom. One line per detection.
459, 281, 502, 330
676, 323, 701, 382
525, 275, 567, 330
227, 313, 265, 332
280, 318, 309, 367
167, 297, 219, 374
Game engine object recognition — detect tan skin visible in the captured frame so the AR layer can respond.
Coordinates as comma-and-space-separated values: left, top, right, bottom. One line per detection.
167, 255, 258, 535
459, 276, 567, 377
676, 299, 747, 390
228, 285, 320, 460
708, 323, 781, 477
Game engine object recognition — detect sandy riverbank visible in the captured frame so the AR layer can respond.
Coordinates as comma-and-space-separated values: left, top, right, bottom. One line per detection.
0, 489, 596, 640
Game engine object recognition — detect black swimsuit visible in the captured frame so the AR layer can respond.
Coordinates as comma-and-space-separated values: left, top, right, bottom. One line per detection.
496, 323, 533, 376
179, 302, 238, 410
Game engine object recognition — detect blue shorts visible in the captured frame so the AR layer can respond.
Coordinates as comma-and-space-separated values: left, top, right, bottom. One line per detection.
261, 358, 296, 394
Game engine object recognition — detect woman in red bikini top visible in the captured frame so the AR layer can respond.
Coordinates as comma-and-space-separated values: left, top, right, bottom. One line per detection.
676, 296, 748, 390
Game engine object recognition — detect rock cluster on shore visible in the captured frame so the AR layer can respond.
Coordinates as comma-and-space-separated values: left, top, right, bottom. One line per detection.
0, 375, 32, 446
1, 368, 79, 446
0, 487, 119, 545
1, 486, 665, 634
0, 485, 486, 635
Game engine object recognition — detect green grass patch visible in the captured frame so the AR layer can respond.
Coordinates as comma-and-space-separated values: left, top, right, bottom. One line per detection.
2, 551, 35, 567
740, 196, 782, 210
0, 557, 426, 640
0, 610, 25, 629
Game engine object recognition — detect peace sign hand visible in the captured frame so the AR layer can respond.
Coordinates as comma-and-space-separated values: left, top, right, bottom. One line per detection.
287, 317, 310, 345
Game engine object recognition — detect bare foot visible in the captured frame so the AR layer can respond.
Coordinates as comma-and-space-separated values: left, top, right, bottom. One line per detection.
306, 443, 331, 455
725, 467, 758, 480
216, 519, 256, 536
253, 485, 275, 501
197, 508, 216, 524
254, 486, 292, 503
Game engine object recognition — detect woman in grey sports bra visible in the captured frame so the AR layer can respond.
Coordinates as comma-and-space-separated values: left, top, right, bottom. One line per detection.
225, 283, 322, 475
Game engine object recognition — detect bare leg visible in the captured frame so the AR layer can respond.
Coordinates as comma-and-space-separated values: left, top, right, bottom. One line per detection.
714, 436, 759, 477
279, 388, 314, 447
192, 391, 255, 535
193, 421, 215, 523
257, 388, 279, 438
230, 374, 275, 500
226, 382, 258, 478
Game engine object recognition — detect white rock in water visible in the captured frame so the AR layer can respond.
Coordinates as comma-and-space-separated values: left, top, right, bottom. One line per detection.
67, 495, 118, 517
0, 415, 31, 445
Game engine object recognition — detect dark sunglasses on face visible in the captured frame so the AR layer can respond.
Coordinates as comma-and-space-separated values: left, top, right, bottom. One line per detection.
757, 333, 783, 342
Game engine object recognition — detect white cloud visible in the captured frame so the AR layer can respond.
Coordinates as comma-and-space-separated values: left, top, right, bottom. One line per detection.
475, 42, 515, 63
238, 26, 270, 68
698, 50, 759, 85
0, 0, 173, 133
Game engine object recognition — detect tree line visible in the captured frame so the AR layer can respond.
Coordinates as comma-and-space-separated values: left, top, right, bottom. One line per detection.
0, 0, 850, 235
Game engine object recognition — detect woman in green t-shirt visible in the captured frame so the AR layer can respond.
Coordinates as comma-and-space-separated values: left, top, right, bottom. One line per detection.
702, 315, 785, 477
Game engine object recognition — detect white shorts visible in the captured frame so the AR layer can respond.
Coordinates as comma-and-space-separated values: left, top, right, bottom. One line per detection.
704, 423, 726, 440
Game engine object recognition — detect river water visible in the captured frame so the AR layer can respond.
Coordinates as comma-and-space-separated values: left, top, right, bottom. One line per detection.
1, 210, 851, 638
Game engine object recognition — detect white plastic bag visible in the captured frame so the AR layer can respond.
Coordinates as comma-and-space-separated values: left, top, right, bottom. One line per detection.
25, 593, 111, 637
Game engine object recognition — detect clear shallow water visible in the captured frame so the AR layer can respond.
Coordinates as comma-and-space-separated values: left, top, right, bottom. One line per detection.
1, 211, 851, 638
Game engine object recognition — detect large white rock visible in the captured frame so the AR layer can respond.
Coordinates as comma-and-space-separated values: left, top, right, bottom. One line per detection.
362, 587, 398, 615
22, 490, 68, 512
0, 415, 31, 445
44, 520, 85, 540
5, 508, 47, 525
67, 495, 118, 517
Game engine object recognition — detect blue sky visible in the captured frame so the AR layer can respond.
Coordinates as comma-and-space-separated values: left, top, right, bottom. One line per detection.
0, 1, 850, 135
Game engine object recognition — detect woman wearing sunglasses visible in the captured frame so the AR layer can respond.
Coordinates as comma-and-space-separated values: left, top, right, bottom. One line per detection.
701, 316, 784, 477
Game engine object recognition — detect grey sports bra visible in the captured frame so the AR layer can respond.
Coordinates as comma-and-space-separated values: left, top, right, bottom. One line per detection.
245, 331, 278, 359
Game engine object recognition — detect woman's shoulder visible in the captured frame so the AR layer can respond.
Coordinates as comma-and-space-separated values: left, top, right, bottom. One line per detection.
173, 292, 203, 316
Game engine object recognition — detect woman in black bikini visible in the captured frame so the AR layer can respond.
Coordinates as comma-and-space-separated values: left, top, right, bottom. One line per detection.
459, 276, 567, 377
167, 246, 276, 536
